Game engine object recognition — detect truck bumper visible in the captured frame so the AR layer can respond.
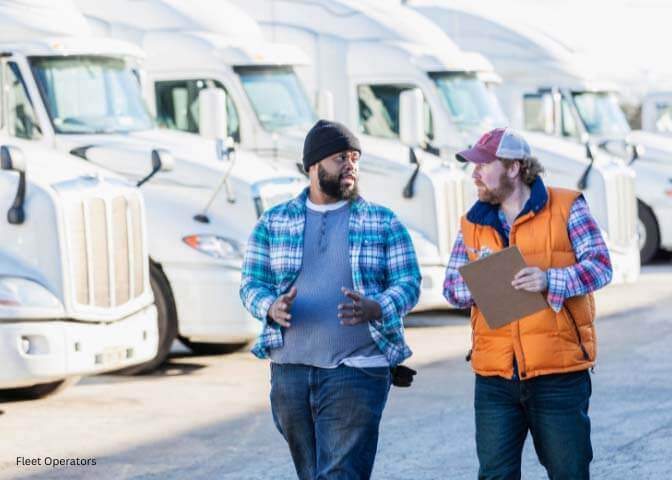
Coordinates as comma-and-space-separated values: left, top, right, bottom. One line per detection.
163, 264, 261, 343
0, 304, 158, 389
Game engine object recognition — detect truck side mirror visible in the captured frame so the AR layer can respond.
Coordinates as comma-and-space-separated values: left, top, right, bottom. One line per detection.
628, 142, 645, 164
1, 145, 26, 173
152, 148, 175, 172
316, 90, 334, 120
198, 87, 229, 141
399, 88, 425, 148
1, 145, 27, 225
137, 148, 174, 187
523, 93, 554, 134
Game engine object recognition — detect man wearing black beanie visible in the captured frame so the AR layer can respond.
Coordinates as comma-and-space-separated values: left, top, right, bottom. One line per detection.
241, 119, 421, 479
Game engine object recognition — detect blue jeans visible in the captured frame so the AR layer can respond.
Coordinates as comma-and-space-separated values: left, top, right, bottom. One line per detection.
270, 363, 391, 480
475, 370, 593, 480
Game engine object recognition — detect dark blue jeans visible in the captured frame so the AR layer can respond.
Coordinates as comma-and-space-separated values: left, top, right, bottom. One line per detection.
270, 363, 391, 480
475, 370, 593, 480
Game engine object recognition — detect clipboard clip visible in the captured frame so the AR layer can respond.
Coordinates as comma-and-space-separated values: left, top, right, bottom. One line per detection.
465, 245, 493, 260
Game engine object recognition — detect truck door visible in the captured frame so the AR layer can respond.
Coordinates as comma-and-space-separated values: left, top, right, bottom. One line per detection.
357, 83, 434, 149
154, 79, 240, 143
1, 60, 44, 142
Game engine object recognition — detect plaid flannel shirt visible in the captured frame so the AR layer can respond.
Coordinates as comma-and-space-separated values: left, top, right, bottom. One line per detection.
444, 195, 612, 312
240, 188, 421, 366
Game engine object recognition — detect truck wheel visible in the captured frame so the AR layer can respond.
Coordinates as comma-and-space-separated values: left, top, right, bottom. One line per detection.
117, 263, 177, 375
638, 200, 660, 264
179, 338, 248, 355
0, 377, 80, 401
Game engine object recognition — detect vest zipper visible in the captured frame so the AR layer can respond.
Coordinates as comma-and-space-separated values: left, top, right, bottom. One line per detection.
510, 229, 527, 378
565, 307, 590, 361
516, 322, 528, 378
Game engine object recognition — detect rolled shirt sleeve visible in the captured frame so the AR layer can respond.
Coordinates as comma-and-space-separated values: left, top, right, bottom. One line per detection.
545, 196, 613, 312
443, 230, 475, 309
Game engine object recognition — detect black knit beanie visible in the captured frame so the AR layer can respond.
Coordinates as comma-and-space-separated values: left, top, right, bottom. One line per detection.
302, 119, 361, 171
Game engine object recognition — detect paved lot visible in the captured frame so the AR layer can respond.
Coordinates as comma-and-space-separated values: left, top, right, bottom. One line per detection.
1, 263, 671, 479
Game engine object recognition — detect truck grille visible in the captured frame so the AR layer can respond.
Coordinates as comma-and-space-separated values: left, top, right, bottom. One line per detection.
441, 175, 473, 257
253, 178, 304, 217
608, 173, 637, 248
66, 192, 145, 308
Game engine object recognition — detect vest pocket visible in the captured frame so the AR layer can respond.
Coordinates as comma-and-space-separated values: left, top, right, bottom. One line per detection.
563, 307, 590, 361
467, 315, 477, 362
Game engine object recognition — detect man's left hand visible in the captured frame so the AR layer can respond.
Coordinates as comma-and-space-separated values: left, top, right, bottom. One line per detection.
512, 267, 548, 292
338, 287, 382, 325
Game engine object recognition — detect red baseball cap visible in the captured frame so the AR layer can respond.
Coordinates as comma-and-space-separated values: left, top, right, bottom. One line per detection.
456, 127, 532, 164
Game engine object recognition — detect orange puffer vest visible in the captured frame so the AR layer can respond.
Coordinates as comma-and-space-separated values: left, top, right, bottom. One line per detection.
462, 186, 596, 380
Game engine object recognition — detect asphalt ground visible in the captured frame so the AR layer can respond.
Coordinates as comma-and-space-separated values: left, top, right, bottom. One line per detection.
1, 261, 670, 480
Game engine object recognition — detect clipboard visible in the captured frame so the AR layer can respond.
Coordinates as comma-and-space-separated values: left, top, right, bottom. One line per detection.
458, 246, 548, 329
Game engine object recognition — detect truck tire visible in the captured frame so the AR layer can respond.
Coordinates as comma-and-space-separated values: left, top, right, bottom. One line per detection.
0, 377, 80, 401
179, 338, 248, 355
638, 199, 660, 264
117, 262, 177, 375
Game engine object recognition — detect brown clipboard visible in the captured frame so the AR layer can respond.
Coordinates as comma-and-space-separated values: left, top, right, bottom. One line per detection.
458, 246, 548, 329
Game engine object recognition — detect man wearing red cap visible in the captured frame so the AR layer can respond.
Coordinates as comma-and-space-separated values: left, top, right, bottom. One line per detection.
444, 128, 613, 479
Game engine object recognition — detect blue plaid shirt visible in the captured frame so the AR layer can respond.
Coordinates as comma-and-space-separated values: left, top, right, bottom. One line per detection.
240, 188, 421, 366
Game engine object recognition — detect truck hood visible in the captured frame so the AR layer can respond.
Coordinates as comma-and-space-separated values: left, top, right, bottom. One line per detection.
1, 138, 130, 187
629, 130, 672, 167
56, 129, 304, 187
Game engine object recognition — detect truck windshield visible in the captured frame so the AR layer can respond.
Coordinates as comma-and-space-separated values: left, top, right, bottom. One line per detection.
235, 66, 315, 131
30, 56, 153, 134
572, 91, 630, 136
430, 72, 507, 127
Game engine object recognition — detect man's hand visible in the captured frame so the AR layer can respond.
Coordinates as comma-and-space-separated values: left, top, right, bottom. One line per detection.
338, 287, 382, 325
268, 287, 298, 327
512, 267, 548, 293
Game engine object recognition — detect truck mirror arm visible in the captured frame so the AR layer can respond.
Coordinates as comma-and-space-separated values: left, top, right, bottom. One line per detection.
6, 170, 26, 225
1, 146, 26, 225
137, 149, 173, 187
69, 145, 95, 161
136, 162, 161, 187
403, 147, 421, 198
577, 142, 595, 190
194, 152, 238, 223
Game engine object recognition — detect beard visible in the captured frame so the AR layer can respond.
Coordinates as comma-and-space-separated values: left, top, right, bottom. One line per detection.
317, 164, 359, 200
477, 171, 515, 204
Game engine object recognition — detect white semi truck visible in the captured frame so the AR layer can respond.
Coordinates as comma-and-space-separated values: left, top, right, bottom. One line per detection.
0, 133, 158, 398
0, 0, 305, 371
76, 0, 639, 310
75, 0, 476, 310
409, 0, 672, 264
228, 0, 640, 284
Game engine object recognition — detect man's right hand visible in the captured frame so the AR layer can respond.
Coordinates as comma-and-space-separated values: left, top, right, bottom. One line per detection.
268, 287, 298, 327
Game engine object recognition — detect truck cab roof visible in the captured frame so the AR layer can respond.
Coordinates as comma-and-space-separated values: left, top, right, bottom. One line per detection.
409, 0, 620, 91
0, 35, 145, 59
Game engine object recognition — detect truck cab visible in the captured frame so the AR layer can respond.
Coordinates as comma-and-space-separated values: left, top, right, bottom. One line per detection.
74, 0, 476, 310
409, 0, 671, 264
0, 2, 306, 370
0, 133, 158, 398
237, 0, 639, 283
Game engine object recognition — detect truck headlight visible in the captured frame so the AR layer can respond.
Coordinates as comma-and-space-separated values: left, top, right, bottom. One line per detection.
183, 235, 243, 260
0, 277, 63, 311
